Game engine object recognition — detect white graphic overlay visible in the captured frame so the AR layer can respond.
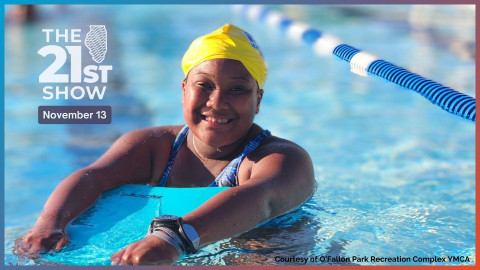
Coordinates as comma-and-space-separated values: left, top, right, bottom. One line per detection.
85, 25, 108, 63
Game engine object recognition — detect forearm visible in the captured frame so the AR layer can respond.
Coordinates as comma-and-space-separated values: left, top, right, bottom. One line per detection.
36, 168, 105, 229
181, 151, 315, 248
35, 130, 161, 229
182, 183, 278, 246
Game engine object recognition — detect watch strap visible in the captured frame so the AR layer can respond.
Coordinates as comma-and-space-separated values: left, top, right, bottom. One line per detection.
148, 216, 200, 254
150, 230, 184, 256
182, 223, 200, 251
177, 217, 199, 254
156, 227, 185, 253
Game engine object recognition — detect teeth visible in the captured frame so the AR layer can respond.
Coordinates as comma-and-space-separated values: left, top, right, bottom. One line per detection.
205, 117, 229, 124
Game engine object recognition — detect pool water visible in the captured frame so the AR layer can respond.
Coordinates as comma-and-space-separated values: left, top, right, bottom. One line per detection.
4, 5, 475, 266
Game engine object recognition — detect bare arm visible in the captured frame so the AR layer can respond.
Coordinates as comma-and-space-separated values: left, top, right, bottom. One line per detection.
14, 127, 172, 254
183, 143, 315, 245
111, 142, 316, 265
36, 128, 163, 227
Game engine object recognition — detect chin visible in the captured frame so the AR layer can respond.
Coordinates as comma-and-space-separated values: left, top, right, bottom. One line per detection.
201, 131, 234, 148
201, 127, 246, 148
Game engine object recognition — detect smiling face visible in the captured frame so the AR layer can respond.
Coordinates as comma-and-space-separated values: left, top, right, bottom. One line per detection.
182, 58, 263, 149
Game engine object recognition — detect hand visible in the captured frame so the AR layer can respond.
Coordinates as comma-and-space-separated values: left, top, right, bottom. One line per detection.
13, 225, 70, 257
110, 235, 181, 265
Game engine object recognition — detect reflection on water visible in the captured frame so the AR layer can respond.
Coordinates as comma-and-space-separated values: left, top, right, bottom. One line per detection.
177, 200, 324, 265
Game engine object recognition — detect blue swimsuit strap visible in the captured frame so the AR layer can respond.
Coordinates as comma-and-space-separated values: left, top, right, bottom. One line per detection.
158, 126, 190, 187
209, 129, 271, 187
158, 126, 271, 187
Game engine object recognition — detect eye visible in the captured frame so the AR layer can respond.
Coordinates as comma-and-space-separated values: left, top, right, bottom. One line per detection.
196, 82, 213, 90
230, 86, 247, 93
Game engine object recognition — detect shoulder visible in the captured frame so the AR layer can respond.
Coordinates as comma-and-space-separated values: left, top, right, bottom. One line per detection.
242, 129, 314, 185
117, 125, 185, 147
121, 125, 185, 140
93, 125, 186, 186
241, 132, 316, 215
251, 134, 312, 165
247, 124, 311, 161
104, 125, 186, 168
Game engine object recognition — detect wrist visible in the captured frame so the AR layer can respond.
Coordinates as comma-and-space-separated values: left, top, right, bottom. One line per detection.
148, 230, 185, 257
148, 215, 200, 254
36, 210, 71, 229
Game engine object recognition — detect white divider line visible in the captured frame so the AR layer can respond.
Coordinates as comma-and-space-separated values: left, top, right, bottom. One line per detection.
313, 33, 343, 56
246, 5, 265, 22
350, 52, 379, 76
286, 21, 312, 43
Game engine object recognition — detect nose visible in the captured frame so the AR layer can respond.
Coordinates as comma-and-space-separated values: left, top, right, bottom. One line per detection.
206, 89, 229, 110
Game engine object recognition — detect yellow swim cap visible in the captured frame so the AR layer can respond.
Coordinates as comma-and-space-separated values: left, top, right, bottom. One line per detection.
182, 24, 267, 89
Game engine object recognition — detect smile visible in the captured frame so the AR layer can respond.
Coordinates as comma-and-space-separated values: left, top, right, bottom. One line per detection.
202, 116, 233, 124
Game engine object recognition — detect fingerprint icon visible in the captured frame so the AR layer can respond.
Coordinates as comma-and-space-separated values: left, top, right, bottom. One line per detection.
85, 25, 107, 64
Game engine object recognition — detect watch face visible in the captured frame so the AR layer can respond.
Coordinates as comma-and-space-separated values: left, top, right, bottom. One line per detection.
182, 224, 200, 250
154, 215, 178, 222
151, 215, 180, 229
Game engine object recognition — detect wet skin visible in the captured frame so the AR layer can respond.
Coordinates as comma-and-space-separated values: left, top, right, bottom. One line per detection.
14, 59, 316, 265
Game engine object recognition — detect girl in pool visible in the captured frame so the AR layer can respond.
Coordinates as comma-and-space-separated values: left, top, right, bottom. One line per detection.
14, 24, 316, 265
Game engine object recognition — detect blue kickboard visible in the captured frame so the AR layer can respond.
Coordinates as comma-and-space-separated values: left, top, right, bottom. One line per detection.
42, 184, 228, 265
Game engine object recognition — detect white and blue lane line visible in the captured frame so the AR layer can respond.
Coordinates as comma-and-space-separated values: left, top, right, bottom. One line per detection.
233, 5, 476, 122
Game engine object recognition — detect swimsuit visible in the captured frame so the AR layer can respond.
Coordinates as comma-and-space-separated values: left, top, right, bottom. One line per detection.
158, 126, 271, 187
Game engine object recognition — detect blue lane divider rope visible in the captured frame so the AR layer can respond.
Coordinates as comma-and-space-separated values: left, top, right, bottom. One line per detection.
367, 60, 476, 120
234, 5, 475, 122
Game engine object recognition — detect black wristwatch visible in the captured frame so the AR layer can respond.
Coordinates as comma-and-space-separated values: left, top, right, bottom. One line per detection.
148, 215, 200, 254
